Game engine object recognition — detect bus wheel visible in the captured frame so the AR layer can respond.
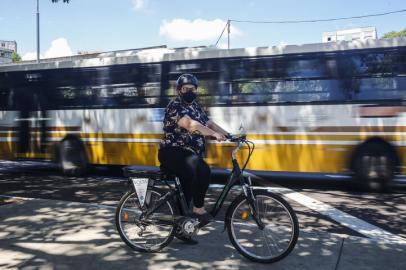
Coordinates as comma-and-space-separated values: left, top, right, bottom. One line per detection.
58, 139, 88, 176
351, 142, 395, 192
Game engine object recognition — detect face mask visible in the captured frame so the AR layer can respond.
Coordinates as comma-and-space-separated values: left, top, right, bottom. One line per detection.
181, 91, 197, 103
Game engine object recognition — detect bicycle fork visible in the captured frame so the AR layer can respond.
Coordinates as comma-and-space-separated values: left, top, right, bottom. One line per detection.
243, 177, 265, 230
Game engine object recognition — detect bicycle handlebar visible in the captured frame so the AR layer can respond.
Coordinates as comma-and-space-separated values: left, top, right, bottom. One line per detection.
225, 133, 247, 142
226, 133, 254, 173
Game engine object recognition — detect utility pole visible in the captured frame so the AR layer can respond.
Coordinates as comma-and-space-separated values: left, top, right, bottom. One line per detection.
36, 0, 40, 63
227, 20, 230, 49
214, 19, 231, 49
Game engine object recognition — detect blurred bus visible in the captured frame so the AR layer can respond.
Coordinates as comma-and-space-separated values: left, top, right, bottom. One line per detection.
1, 39, 406, 190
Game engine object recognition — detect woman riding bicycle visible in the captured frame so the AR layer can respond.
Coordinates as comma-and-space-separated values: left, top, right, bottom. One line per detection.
117, 77, 299, 258
158, 74, 229, 240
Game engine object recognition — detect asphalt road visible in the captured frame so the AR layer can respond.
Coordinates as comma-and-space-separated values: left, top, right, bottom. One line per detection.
0, 160, 405, 242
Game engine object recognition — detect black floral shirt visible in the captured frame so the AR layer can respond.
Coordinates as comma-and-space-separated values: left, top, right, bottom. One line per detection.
160, 97, 209, 156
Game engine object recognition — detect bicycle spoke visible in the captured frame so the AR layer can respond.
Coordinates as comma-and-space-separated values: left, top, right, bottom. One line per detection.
117, 190, 174, 251
264, 228, 283, 253
229, 193, 298, 262
261, 230, 273, 256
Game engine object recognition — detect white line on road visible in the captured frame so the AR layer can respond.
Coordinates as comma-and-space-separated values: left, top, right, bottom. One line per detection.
277, 189, 406, 245
2, 181, 405, 245
209, 184, 406, 245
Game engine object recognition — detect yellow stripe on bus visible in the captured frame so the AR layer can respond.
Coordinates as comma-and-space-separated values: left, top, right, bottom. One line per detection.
81, 141, 351, 173
41, 132, 406, 143
2, 131, 406, 175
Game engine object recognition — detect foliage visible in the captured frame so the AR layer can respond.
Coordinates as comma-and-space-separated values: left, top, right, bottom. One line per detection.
382, 27, 406, 38
11, 52, 21, 62
51, 0, 70, 3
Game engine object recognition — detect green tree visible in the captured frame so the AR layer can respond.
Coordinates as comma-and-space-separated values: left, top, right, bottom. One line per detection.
382, 27, 406, 38
11, 52, 21, 62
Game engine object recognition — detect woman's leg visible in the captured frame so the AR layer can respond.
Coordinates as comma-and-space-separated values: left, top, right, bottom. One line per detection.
158, 147, 198, 207
158, 147, 211, 211
192, 159, 211, 208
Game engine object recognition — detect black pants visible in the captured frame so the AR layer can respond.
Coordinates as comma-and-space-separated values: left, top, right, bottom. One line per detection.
158, 147, 211, 208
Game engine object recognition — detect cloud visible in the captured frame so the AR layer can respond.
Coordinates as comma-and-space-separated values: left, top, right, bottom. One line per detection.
44, 38, 73, 58
22, 38, 73, 60
159, 18, 242, 42
22, 52, 42, 61
133, 0, 146, 10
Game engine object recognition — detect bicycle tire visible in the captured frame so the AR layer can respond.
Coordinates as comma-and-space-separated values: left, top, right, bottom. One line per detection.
115, 187, 176, 252
226, 189, 299, 263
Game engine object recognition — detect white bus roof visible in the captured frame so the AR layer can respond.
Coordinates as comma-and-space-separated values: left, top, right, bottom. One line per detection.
1, 37, 406, 72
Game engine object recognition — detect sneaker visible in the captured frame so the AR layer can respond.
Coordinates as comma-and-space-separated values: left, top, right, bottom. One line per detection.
191, 212, 213, 228
174, 232, 199, 245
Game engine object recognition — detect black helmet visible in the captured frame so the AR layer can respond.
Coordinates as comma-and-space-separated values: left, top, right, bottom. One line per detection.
176, 74, 198, 90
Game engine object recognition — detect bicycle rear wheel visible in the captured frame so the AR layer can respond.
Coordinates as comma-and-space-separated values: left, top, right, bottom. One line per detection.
115, 187, 176, 252
226, 190, 299, 263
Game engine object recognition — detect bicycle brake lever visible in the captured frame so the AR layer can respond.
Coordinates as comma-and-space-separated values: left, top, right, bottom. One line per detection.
228, 134, 247, 142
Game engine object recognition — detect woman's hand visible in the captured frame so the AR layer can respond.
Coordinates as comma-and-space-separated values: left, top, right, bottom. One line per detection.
212, 132, 226, 141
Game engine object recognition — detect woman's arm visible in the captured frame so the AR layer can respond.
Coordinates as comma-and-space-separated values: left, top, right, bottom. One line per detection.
178, 115, 225, 140
207, 120, 229, 136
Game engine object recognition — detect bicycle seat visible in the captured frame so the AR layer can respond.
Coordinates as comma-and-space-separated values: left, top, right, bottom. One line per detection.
159, 165, 177, 180
123, 166, 162, 180
122, 165, 177, 180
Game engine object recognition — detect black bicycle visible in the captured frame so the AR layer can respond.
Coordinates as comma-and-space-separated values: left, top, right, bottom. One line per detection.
115, 134, 299, 263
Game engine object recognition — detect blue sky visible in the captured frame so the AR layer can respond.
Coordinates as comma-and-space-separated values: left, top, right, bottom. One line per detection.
1, 0, 406, 60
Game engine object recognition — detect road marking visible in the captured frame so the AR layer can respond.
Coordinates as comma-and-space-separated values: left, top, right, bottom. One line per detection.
209, 184, 406, 245
2, 182, 405, 245
276, 188, 406, 245
0, 195, 36, 200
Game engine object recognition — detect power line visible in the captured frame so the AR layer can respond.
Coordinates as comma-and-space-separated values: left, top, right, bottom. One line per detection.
230, 8, 406, 24
214, 8, 406, 48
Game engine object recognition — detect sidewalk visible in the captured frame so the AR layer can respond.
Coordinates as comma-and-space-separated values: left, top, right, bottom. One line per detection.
0, 198, 404, 270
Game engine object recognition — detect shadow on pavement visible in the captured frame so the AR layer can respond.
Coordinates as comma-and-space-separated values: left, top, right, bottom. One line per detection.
0, 199, 404, 270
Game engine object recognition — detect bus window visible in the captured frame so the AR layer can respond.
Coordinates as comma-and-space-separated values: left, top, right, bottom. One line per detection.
137, 64, 161, 106
165, 60, 224, 106
50, 63, 161, 108
225, 56, 344, 104
393, 51, 406, 75
230, 79, 344, 104
336, 50, 405, 100
285, 58, 330, 78
0, 89, 8, 110
351, 77, 406, 101
53, 86, 92, 108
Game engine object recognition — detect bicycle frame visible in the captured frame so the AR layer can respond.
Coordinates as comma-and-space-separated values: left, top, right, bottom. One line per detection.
211, 139, 265, 230
209, 140, 245, 218
135, 136, 264, 229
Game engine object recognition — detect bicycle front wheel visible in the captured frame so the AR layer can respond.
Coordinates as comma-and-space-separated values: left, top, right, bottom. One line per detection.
226, 190, 299, 263
115, 188, 176, 252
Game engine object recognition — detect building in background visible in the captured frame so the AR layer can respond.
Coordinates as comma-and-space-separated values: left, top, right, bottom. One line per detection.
322, 27, 377, 43
0, 40, 17, 64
